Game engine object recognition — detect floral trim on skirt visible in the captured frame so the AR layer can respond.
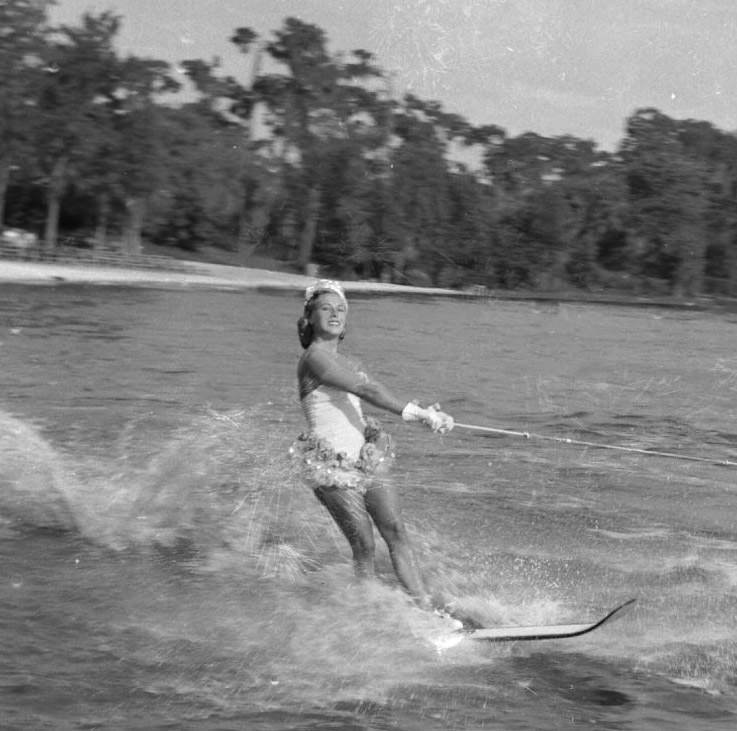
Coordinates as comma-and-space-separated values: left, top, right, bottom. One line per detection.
290, 417, 395, 494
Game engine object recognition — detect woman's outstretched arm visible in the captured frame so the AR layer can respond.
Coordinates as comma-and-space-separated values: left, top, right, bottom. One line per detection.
303, 348, 452, 431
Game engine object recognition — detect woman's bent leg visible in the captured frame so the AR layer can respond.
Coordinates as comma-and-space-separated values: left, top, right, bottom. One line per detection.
314, 485, 376, 578
364, 482, 429, 606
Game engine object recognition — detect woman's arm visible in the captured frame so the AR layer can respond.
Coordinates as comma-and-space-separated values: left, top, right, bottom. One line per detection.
304, 348, 404, 412
303, 348, 453, 431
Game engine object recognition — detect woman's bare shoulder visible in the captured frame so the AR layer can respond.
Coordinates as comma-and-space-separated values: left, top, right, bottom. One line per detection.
301, 345, 334, 368
299, 345, 338, 380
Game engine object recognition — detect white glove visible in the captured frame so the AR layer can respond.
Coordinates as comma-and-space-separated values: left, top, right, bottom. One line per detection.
428, 403, 454, 434
402, 402, 454, 434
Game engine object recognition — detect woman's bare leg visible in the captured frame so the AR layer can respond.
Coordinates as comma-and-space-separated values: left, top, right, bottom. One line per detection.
314, 485, 376, 578
364, 482, 430, 607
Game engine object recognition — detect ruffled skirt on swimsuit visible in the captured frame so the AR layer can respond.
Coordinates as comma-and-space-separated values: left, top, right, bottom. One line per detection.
290, 417, 395, 494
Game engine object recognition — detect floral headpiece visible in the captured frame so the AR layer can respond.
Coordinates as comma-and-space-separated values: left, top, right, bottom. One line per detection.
303, 279, 347, 308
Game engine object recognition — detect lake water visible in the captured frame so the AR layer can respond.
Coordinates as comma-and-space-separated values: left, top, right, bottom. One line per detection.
1, 283, 736, 730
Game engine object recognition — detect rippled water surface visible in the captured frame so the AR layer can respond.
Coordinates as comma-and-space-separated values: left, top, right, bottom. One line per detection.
1, 284, 736, 730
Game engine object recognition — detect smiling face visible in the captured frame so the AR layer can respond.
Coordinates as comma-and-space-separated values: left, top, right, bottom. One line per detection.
308, 291, 348, 342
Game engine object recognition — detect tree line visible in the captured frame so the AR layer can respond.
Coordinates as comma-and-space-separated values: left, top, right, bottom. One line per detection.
3, 0, 737, 295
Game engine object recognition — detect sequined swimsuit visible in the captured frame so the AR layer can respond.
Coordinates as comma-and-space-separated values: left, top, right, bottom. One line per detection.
300, 384, 366, 461
294, 352, 392, 491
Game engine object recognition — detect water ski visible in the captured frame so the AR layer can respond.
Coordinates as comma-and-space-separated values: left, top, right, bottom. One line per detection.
462, 598, 636, 642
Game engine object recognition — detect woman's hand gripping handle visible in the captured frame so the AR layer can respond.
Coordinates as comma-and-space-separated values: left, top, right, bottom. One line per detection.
401, 401, 454, 434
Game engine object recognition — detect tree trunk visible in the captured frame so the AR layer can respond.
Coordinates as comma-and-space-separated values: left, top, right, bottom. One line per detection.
236, 178, 258, 259
237, 203, 251, 256
298, 186, 321, 272
44, 156, 68, 253
123, 196, 146, 254
237, 208, 266, 261
672, 224, 705, 297
237, 181, 273, 262
726, 235, 737, 297
94, 192, 111, 250
0, 155, 10, 229
44, 195, 60, 256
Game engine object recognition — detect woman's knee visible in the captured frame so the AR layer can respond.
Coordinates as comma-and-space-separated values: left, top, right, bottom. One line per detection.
375, 516, 409, 547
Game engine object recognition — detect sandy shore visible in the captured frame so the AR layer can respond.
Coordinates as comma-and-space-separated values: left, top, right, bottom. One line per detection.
3, 257, 729, 311
0, 258, 459, 297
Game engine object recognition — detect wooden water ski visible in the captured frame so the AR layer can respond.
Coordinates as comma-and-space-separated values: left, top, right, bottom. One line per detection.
463, 598, 636, 642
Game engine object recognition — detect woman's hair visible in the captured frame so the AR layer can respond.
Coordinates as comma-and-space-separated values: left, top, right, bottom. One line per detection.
297, 314, 314, 349
297, 288, 347, 349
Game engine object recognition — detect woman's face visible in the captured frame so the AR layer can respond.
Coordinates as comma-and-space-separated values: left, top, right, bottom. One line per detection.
309, 292, 348, 341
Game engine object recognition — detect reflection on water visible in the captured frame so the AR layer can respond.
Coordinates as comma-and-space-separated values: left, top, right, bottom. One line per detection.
1, 285, 736, 729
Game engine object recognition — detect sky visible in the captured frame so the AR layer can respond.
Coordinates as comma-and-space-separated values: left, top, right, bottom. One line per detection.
48, 0, 737, 151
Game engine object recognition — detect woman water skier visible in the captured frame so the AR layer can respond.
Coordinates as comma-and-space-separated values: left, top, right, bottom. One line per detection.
293, 279, 454, 612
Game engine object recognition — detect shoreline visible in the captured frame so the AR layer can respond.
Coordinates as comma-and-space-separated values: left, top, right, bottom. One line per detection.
0, 258, 459, 298
1, 257, 732, 310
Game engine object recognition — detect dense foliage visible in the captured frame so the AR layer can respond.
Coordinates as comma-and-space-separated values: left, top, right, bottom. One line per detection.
2, 1, 737, 295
